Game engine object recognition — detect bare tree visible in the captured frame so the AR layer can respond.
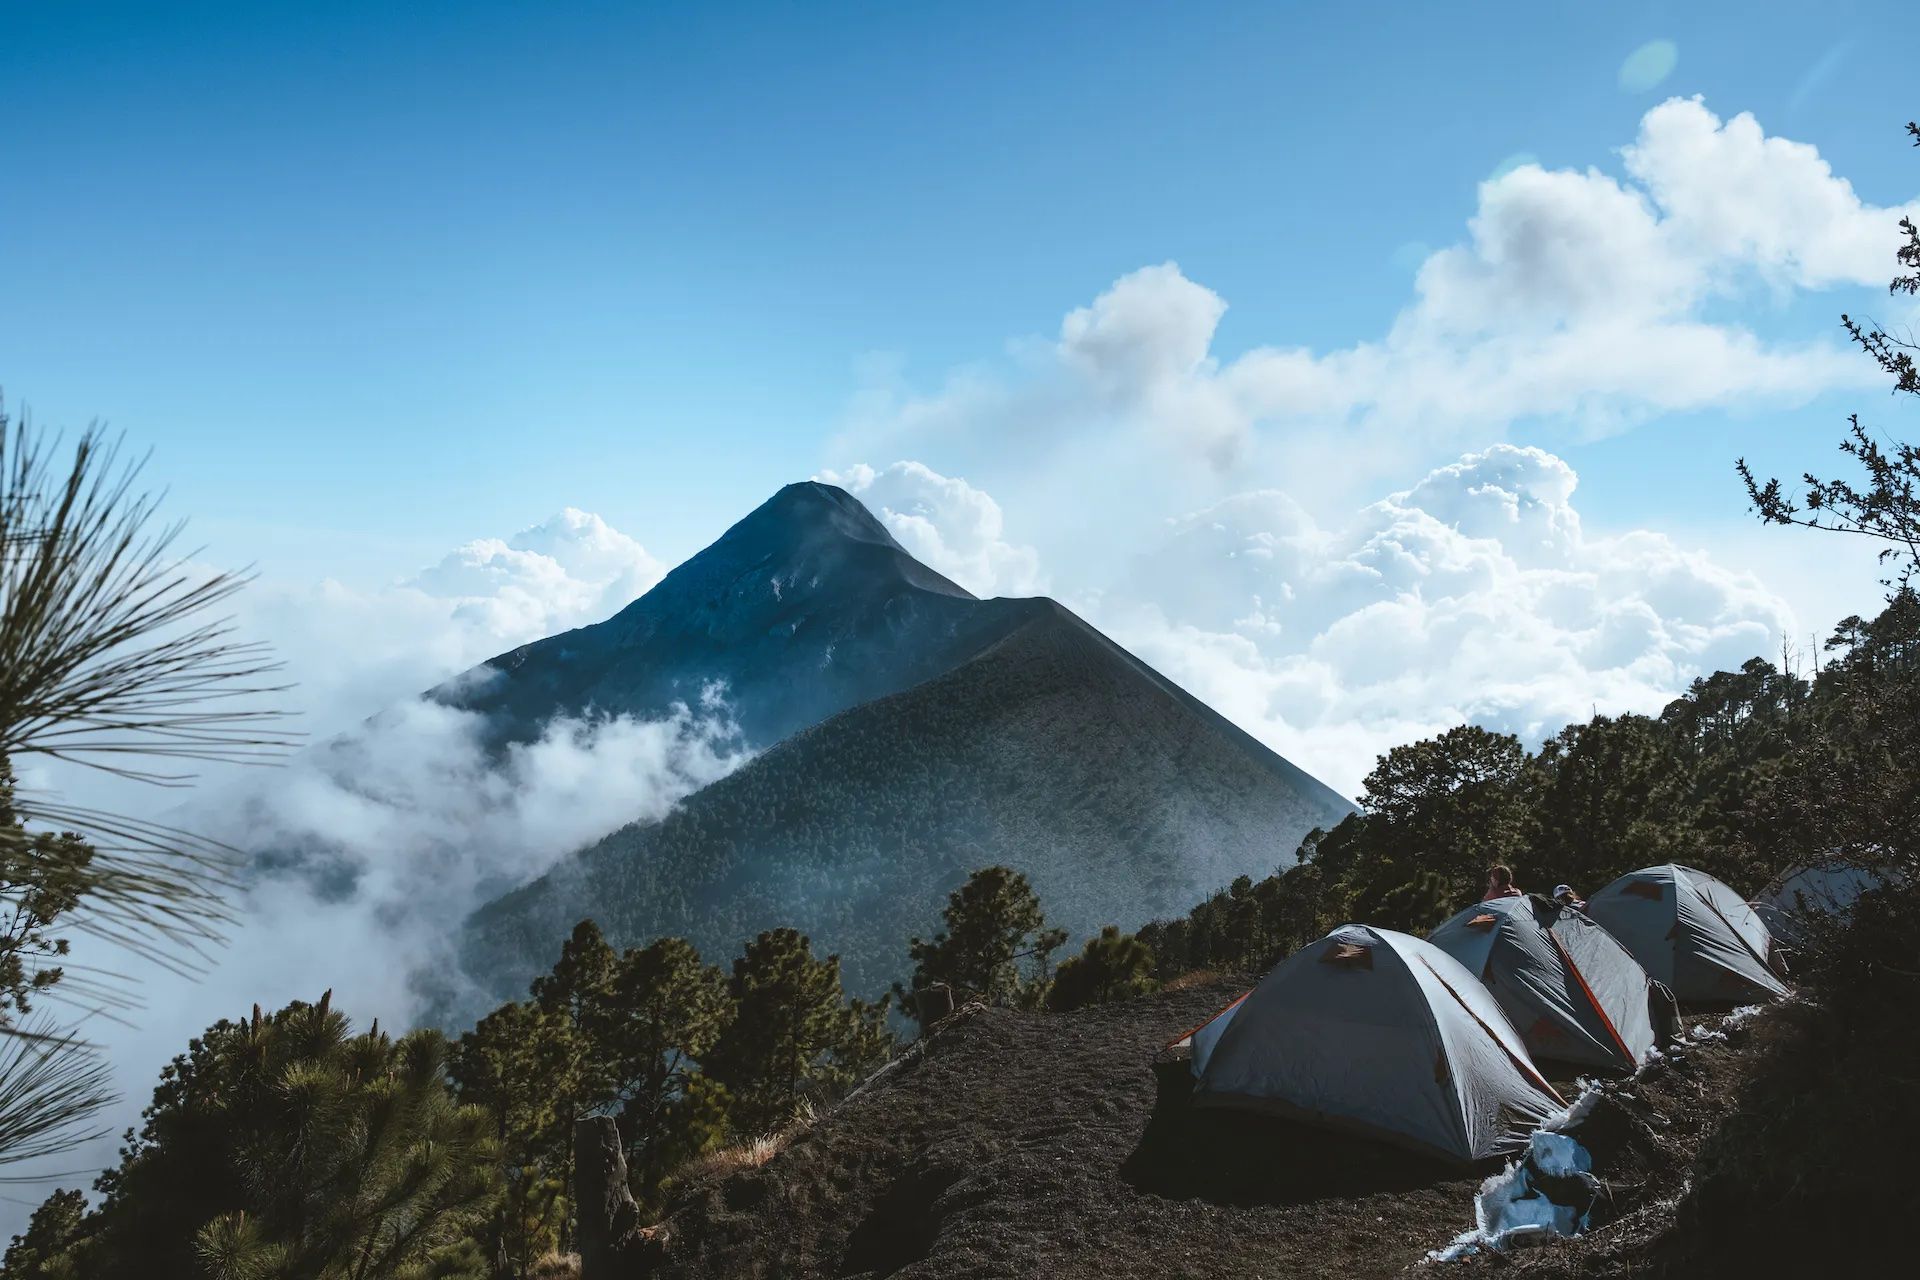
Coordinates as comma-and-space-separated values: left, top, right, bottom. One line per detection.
1738, 122, 1920, 587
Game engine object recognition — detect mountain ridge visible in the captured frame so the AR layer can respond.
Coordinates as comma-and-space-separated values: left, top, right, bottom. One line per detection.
454, 589, 1355, 1008
427, 480, 1026, 750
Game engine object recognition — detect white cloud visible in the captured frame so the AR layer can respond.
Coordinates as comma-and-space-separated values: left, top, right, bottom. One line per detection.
1110, 444, 1792, 795
804, 450, 1792, 799
1622, 99, 1912, 290
38, 693, 748, 1220
817, 461, 1046, 597
2, 506, 688, 1222
237, 507, 666, 740
407, 507, 664, 641
844, 99, 1913, 480
187, 695, 748, 1011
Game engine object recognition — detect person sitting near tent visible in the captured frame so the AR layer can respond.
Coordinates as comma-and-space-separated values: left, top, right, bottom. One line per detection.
1552, 883, 1587, 911
1484, 864, 1523, 900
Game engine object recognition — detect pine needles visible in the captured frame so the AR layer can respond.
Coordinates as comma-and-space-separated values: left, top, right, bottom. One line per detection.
0, 402, 293, 1168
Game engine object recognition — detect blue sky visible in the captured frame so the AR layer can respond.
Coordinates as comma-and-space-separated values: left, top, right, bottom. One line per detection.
3, 0, 1918, 789
5, 2, 1913, 570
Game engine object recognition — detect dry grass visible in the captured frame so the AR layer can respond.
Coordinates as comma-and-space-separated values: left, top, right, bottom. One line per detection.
676, 1131, 789, 1183
1159, 968, 1225, 993
666, 1098, 821, 1187
528, 1251, 580, 1280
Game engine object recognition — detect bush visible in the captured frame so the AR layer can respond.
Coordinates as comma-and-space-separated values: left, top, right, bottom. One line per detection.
1046, 927, 1156, 1012
1676, 885, 1920, 1269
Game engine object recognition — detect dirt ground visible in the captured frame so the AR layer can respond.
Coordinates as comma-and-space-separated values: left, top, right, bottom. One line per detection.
645, 977, 1505, 1279
634, 977, 1835, 1279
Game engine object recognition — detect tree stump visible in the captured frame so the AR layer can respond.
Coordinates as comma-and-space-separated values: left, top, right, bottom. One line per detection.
915, 982, 954, 1028
575, 1116, 642, 1279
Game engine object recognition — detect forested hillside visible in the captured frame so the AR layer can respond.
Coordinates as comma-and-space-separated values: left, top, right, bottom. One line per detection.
1140, 593, 1916, 978
457, 598, 1355, 1008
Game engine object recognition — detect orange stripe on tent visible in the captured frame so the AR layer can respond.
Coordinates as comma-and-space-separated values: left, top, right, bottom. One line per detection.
1166, 991, 1250, 1051
1417, 958, 1567, 1107
1549, 930, 1636, 1068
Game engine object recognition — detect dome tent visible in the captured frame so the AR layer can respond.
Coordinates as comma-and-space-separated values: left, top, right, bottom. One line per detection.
1587, 864, 1786, 1004
1428, 895, 1655, 1073
1189, 925, 1565, 1164
1753, 857, 1886, 950
1171, 990, 1248, 1076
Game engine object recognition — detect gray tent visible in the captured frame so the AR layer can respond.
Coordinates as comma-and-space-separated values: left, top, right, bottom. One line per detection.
1587, 864, 1786, 1004
1753, 858, 1886, 950
1188, 924, 1565, 1163
1428, 895, 1655, 1073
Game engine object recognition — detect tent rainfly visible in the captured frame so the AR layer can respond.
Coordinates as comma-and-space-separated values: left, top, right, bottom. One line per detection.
1753, 858, 1886, 950
1587, 864, 1786, 1004
1427, 894, 1655, 1073
1184, 925, 1565, 1164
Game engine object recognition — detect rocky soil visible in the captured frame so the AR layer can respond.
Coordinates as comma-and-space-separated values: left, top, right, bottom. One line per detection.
643, 976, 1489, 1279
632, 977, 1866, 1278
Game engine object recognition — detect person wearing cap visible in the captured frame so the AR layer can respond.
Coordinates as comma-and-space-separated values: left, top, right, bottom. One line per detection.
1552, 883, 1587, 911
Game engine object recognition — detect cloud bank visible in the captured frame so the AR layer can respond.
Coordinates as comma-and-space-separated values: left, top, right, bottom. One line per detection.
238, 507, 667, 740
845, 99, 1915, 483
45, 690, 748, 1215
818, 448, 1789, 799
1112, 445, 1790, 794
187, 692, 748, 1016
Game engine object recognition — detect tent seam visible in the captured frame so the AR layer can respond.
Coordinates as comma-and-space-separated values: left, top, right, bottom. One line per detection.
1548, 928, 1635, 1068
1416, 955, 1568, 1108
1381, 933, 1478, 1158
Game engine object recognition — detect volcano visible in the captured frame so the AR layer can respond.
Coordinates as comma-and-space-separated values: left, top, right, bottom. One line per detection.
430, 481, 1037, 749
446, 481, 1354, 1008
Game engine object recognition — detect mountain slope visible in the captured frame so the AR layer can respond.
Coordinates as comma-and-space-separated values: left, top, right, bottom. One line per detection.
431, 481, 1035, 749
459, 597, 1356, 1003
629, 987, 1778, 1278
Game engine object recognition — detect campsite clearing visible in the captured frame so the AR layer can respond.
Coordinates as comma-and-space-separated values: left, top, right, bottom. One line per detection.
636, 975, 1772, 1279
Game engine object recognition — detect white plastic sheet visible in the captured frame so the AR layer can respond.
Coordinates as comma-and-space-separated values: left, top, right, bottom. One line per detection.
1425, 1130, 1597, 1262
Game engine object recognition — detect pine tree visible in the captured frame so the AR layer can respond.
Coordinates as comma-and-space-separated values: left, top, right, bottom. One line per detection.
899, 866, 1067, 1019
447, 1000, 578, 1278
585, 937, 732, 1200
1535, 713, 1718, 890
0, 760, 94, 1024
0, 1187, 85, 1280
47, 994, 498, 1280
1307, 726, 1544, 931
704, 929, 882, 1133
1046, 926, 1156, 1012
0, 757, 113, 1171
1, 414, 292, 1170
646, 1075, 733, 1187
524, 919, 617, 1252
530, 920, 617, 1026
205, 1001, 498, 1280
835, 995, 896, 1086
